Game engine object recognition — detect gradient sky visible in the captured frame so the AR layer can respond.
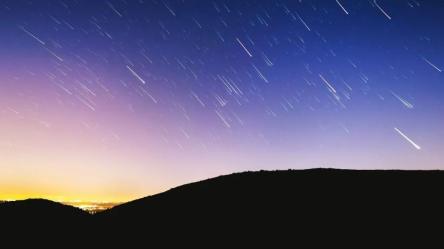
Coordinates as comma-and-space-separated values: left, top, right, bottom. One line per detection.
0, 0, 443, 202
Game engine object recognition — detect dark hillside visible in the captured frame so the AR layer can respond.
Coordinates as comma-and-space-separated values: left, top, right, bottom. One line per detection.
98, 169, 444, 248
0, 199, 92, 248
2, 169, 444, 248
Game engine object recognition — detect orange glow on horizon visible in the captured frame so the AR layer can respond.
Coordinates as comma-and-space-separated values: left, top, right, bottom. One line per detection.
0, 189, 142, 204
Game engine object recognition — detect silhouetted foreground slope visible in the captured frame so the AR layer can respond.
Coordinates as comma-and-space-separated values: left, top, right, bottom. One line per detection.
2, 169, 444, 248
0, 199, 92, 247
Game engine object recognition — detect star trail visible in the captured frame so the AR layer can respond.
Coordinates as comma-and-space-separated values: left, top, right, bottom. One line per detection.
0, 0, 443, 202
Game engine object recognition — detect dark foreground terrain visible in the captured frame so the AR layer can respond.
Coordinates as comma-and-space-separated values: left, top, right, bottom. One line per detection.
1, 169, 444, 248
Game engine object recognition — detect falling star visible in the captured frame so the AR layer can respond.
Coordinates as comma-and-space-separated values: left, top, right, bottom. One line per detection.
394, 127, 421, 150
374, 0, 392, 20
19, 26, 46, 45
336, 0, 349, 15
236, 37, 253, 57
422, 57, 442, 72
126, 65, 146, 84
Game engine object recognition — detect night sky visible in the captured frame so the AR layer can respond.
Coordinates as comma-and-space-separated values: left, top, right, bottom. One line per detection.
1, 0, 443, 202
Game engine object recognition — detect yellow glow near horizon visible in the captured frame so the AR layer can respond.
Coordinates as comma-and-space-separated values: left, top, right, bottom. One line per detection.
0, 186, 141, 203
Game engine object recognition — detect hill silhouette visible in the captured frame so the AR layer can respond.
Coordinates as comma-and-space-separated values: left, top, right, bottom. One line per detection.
2, 169, 444, 248
0, 199, 92, 248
